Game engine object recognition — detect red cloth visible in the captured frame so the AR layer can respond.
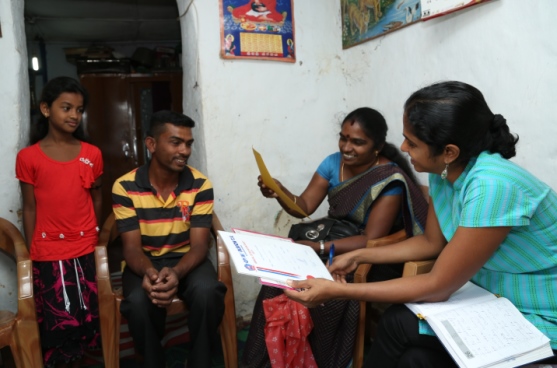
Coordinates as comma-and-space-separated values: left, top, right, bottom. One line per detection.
231, 0, 284, 23
263, 294, 317, 368
16, 142, 103, 260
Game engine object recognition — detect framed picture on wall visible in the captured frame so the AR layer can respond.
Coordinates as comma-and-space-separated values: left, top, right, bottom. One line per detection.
219, 0, 295, 62
421, 0, 490, 20
342, 0, 421, 49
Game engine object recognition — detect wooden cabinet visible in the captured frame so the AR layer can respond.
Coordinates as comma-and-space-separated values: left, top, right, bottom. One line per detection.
80, 73, 183, 223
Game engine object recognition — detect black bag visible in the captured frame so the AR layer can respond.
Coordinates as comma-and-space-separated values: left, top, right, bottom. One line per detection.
288, 217, 361, 242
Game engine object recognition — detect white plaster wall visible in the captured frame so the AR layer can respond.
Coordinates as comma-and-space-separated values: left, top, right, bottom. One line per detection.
0, 0, 29, 313
342, 1, 557, 187
179, 1, 350, 318
177, 1, 208, 175
178, 0, 557, 319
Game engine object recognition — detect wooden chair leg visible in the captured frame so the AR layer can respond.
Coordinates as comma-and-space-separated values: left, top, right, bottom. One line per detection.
14, 320, 43, 367
8, 341, 22, 368
219, 295, 238, 368
113, 300, 122, 368
353, 300, 366, 368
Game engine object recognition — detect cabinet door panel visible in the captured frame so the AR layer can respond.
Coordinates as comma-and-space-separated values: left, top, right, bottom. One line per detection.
80, 73, 183, 224
81, 74, 137, 224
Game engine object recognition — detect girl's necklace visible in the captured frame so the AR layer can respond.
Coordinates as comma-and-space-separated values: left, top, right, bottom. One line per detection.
341, 156, 380, 182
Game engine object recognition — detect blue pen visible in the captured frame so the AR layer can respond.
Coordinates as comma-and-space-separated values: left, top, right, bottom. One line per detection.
329, 242, 335, 265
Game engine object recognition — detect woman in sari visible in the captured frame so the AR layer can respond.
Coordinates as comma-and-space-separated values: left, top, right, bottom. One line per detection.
284, 82, 557, 367
241, 107, 429, 368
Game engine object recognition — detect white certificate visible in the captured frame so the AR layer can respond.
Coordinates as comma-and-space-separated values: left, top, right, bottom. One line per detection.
219, 230, 333, 289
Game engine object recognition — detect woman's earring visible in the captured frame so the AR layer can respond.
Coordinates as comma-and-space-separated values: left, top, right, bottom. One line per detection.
441, 164, 449, 180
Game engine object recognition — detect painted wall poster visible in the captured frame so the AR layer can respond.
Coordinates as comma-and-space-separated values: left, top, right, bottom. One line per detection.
220, 0, 295, 62
342, 0, 421, 49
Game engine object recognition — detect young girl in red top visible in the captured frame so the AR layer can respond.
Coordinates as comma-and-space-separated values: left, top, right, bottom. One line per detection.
16, 76, 103, 368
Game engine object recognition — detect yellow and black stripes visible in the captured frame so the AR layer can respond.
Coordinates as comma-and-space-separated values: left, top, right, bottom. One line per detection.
112, 164, 213, 258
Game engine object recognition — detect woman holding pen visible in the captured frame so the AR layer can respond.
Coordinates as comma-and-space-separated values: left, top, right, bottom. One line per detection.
242, 107, 429, 368
285, 81, 557, 366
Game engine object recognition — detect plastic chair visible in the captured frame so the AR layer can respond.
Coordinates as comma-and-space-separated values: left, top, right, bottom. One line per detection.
95, 212, 238, 368
0, 217, 42, 367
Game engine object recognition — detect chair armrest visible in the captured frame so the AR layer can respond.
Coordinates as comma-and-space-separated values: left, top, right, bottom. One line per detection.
354, 229, 408, 283
17, 259, 36, 321
0, 218, 36, 320
211, 212, 231, 272
1, 218, 29, 264
10, 227, 32, 300
95, 245, 116, 315
98, 213, 116, 247
216, 236, 231, 271
365, 229, 408, 248
211, 212, 224, 238
210, 211, 233, 299
402, 260, 435, 277
95, 245, 111, 281
354, 263, 371, 284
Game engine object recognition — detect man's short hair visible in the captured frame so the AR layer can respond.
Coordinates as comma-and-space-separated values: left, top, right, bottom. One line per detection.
147, 110, 195, 138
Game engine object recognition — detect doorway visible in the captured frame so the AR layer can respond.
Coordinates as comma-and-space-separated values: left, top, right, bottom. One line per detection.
81, 72, 183, 221
24, 0, 184, 223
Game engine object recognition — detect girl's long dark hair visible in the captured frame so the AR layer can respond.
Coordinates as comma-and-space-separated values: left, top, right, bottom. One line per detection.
343, 107, 419, 185
30, 76, 90, 145
404, 81, 519, 165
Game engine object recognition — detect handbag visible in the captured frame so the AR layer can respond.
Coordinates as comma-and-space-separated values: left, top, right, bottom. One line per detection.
287, 217, 361, 242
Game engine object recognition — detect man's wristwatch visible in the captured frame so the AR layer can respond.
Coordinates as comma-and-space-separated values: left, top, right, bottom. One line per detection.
319, 240, 325, 255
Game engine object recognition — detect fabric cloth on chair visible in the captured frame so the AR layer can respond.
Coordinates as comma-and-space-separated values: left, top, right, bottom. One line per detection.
263, 294, 316, 368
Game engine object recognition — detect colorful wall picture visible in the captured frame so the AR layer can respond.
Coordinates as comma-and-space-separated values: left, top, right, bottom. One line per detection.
342, 0, 421, 49
421, 0, 490, 21
220, 0, 295, 62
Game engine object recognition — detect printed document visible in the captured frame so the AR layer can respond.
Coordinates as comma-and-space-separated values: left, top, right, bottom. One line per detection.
219, 230, 333, 289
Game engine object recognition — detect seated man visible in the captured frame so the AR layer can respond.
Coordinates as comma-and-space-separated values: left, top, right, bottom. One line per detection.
112, 110, 226, 368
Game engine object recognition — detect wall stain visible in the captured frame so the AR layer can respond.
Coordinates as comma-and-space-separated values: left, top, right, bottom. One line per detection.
273, 209, 296, 236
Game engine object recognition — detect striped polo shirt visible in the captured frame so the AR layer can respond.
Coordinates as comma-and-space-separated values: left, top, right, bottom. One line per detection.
427, 151, 557, 348
112, 163, 214, 258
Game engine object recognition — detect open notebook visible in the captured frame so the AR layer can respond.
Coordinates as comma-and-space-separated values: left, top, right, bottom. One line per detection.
405, 282, 553, 368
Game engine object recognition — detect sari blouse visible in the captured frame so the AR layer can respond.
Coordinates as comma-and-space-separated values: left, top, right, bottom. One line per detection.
316, 152, 427, 237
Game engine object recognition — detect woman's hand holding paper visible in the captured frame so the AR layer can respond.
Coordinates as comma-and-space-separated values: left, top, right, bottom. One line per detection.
257, 175, 280, 198
284, 278, 338, 308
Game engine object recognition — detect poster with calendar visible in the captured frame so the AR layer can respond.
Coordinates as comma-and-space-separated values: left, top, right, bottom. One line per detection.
421, 0, 490, 21
219, 0, 295, 62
